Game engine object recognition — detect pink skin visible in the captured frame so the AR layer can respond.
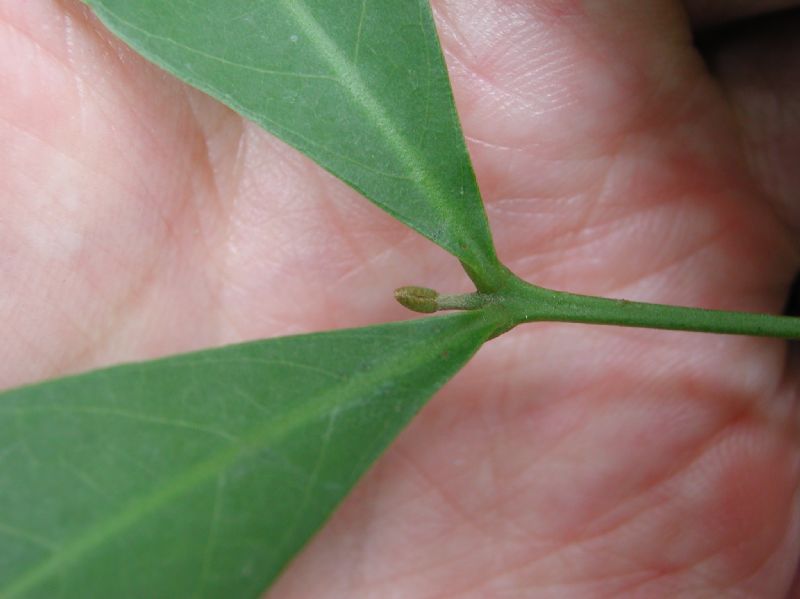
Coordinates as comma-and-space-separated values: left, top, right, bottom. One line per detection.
1, 0, 799, 596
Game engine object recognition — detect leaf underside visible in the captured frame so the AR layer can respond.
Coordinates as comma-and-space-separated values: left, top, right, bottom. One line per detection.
82, 0, 499, 275
0, 313, 495, 598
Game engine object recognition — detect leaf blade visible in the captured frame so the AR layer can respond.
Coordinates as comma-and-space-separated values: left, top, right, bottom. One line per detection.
82, 0, 501, 280
0, 313, 495, 598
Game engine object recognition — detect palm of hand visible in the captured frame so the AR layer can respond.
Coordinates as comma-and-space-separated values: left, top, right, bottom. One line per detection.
2, 1, 799, 596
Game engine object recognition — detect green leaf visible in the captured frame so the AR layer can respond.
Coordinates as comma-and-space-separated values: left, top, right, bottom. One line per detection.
82, 0, 501, 282
0, 313, 495, 598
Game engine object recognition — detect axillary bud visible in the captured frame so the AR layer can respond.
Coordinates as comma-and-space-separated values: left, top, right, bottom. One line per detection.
394, 286, 439, 313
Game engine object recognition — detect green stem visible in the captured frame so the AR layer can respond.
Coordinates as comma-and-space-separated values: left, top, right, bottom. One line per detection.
436, 293, 488, 311
395, 269, 800, 340
504, 284, 800, 339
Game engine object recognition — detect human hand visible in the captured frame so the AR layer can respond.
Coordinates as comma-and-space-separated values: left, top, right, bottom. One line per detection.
2, 1, 799, 597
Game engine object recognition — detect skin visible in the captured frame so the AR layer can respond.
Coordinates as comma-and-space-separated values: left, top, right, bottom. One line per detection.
1, 0, 799, 596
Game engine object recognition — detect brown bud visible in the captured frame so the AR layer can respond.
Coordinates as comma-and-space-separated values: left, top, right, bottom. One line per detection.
394, 286, 439, 314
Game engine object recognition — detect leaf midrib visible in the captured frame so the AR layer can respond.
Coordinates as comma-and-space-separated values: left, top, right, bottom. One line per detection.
279, 0, 468, 235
